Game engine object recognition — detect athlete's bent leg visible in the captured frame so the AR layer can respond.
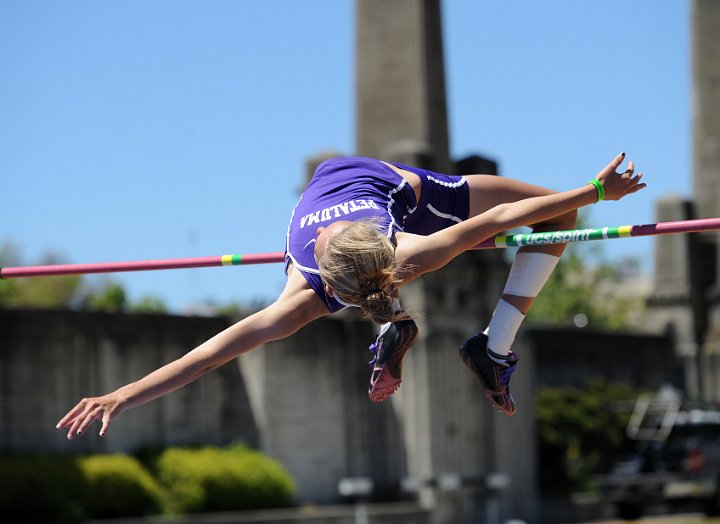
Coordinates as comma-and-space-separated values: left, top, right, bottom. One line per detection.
460, 175, 577, 414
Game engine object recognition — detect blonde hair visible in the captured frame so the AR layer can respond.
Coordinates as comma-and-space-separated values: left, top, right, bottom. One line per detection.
317, 220, 409, 324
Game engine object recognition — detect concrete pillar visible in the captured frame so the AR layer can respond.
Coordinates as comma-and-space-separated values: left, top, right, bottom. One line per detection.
355, 0, 450, 172
692, 0, 720, 223
692, 0, 720, 402
242, 315, 399, 504
647, 197, 698, 398
494, 334, 540, 519
455, 155, 499, 177
380, 139, 436, 171
305, 150, 343, 185
652, 197, 694, 299
354, 1, 538, 520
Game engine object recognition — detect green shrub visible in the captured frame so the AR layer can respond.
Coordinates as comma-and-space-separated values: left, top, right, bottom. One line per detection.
0, 453, 162, 521
536, 378, 645, 494
0, 454, 87, 522
0, 444, 295, 520
156, 443, 295, 513
78, 454, 163, 518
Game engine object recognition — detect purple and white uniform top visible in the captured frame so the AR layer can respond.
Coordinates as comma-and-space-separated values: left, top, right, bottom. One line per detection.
285, 156, 469, 313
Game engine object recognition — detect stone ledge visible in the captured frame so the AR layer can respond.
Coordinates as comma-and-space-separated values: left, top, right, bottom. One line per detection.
84, 502, 431, 524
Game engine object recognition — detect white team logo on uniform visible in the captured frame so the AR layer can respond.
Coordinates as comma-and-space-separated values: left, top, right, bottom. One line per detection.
299, 199, 380, 228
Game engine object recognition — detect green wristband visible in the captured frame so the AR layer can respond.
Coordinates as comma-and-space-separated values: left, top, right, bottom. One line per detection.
588, 178, 605, 202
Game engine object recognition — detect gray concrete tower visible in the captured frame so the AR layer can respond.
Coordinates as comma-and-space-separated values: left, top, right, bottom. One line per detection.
353, 1, 537, 521
694, 0, 720, 401
355, 0, 450, 172
650, 0, 720, 401
692, 0, 720, 223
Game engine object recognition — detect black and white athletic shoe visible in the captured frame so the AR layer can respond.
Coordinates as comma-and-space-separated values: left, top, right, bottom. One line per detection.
367, 318, 418, 402
459, 331, 519, 416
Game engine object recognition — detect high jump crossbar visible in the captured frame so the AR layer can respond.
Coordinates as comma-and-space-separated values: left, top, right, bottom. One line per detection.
2, 217, 719, 279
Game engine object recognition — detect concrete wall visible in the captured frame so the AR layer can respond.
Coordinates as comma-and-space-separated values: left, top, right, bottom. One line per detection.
0, 309, 255, 454
0, 300, 538, 522
529, 327, 679, 390
0, 306, 676, 523
0, 308, 398, 505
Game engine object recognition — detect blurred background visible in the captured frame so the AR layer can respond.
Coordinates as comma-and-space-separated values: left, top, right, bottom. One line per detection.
1, 1, 717, 523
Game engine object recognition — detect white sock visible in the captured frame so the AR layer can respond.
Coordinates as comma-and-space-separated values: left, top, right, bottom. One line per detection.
483, 299, 524, 358
503, 252, 559, 297
484, 252, 560, 359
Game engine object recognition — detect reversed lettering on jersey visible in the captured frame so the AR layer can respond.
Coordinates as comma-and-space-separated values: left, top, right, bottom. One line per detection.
299, 199, 380, 228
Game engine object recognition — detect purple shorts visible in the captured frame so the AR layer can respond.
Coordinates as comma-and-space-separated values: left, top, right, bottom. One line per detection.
390, 162, 470, 235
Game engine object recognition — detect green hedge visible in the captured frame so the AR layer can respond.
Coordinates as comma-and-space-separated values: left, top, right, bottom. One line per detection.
0, 444, 296, 522
79, 454, 163, 518
0, 454, 87, 522
0, 453, 160, 522
156, 443, 296, 513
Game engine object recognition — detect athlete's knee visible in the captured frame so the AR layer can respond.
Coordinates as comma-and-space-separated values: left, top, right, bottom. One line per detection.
560, 208, 578, 229
534, 208, 577, 231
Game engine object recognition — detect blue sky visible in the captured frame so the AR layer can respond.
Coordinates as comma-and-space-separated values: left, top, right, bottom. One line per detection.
0, 1, 690, 311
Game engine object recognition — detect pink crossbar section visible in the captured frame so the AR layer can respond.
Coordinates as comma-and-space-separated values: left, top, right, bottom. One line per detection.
0, 253, 285, 278
629, 217, 720, 237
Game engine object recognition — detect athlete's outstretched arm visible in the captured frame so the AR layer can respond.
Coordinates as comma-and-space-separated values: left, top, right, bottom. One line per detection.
398, 153, 646, 277
56, 267, 328, 439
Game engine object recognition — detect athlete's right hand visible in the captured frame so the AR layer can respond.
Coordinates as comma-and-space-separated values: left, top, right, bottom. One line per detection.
594, 152, 646, 201
56, 392, 125, 439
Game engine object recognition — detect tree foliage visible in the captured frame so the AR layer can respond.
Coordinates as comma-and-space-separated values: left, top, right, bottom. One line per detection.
0, 274, 83, 308
130, 295, 169, 314
0, 242, 168, 313
536, 379, 646, 494
88, 283, 127, 313
0, 242, 84, 308
524, 217, 646, 330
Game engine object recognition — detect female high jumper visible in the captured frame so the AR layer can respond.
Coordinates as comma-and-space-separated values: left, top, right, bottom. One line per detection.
57, 152, 644, 438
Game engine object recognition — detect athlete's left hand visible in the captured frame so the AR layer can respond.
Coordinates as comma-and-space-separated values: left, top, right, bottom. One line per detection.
595, 152, 647, 201
56, 392, 125, 439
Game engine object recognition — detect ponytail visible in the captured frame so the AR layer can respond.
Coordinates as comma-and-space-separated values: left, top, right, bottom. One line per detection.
317, 219, 413, 323
360, 288, 396, 324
